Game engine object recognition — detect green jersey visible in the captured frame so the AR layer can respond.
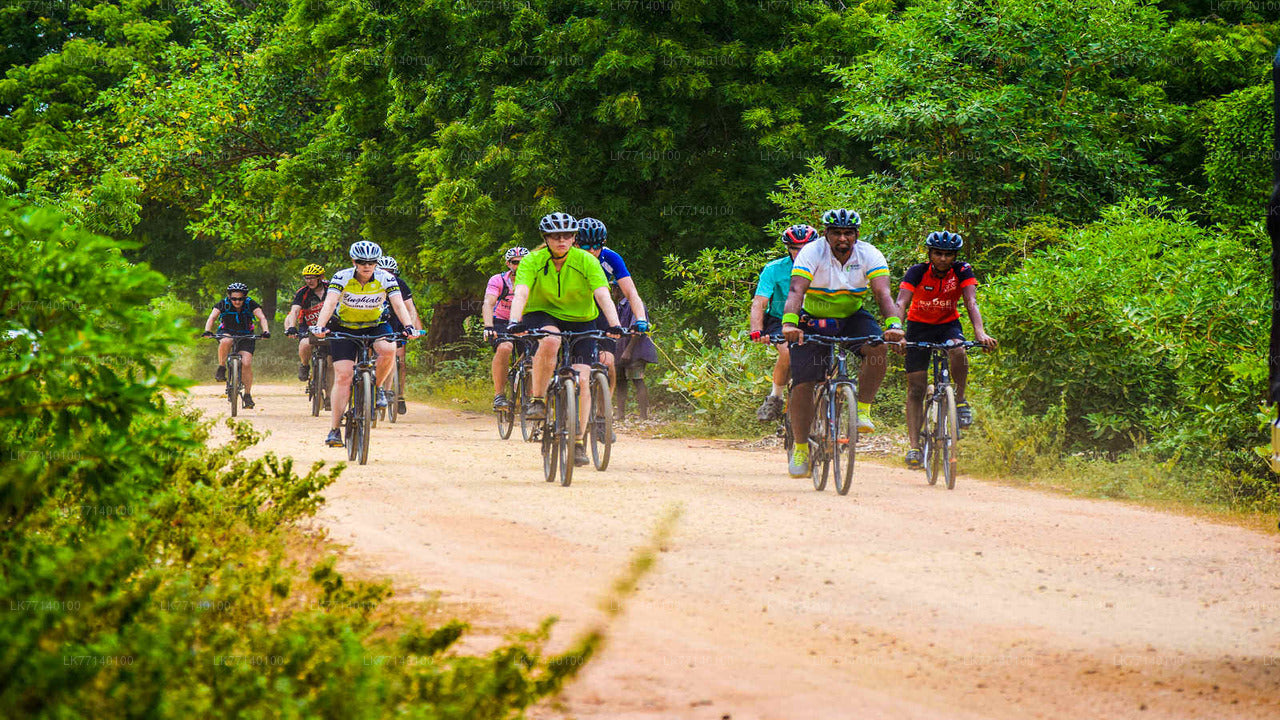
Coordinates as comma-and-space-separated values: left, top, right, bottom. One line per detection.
514, 246, 609, 322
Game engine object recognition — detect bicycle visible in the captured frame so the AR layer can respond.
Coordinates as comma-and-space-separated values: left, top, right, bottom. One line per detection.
524, 329, 620, 486
777, 333, 883, 496
327, 331, 398, 466
493, 335, 535, 441
302, 329, 332, 418
901, 340, 980, 490
209, 333, 267, 417
377, 355, 404, 424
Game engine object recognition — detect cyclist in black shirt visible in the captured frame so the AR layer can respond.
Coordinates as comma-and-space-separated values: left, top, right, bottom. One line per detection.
377, 256, 421, 414
201, 282, 270, 409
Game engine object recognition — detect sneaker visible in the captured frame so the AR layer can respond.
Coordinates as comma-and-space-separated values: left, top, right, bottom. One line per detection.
493, 393, 512, 410
525, 398, 547, 421
789, 444, 811, 478
397, 398, 407, 414
376, 389, 389, 409
756, 395, 785, 422
241, 393, 255, 409
574, 442, 589, 467
905, 449, 924, 469
956, 402, 974, 429
325, 429, 343, 447
298, 363, 310, 381
857, 403, 876, 434
215, 365, 226, 382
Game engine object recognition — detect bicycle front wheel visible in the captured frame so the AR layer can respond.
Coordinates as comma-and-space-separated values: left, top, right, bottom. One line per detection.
388, 360, 401, 424
310, 358, 323, 417
941, 385, 959, 489
810, 385, 830, 492
542, 384, 557, 482
345, 382, 359, 463
519, 369, 537, 442
357, 371, 374, 465
228, 359, 240, 417
833, 383, 858, 496
589, 369, 612, 471
558, 376, 577, 487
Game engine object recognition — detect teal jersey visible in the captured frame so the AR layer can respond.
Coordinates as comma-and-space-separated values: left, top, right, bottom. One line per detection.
754, 256, 793, 318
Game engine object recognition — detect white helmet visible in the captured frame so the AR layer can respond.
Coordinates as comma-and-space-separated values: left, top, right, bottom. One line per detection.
538, 212, 578, 234
349, 240, 382, 261
377, 255, 398, 272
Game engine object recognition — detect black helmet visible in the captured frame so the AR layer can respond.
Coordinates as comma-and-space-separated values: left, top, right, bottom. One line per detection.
924, 231, 963, 251
821, 209, 861, 228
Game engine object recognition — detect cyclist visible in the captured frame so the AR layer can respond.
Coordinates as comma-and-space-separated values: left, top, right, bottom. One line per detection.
750, 223, 820, 422
781, 209, 904, 478
201, 282, 270, 409
377, 255, 422, 415
483, 246, 530, 410
285, 264, 328, 383
574, 218, 650, 392
894, 231, 998, 469
311, 241, 416, 448
505, 212, 624, 467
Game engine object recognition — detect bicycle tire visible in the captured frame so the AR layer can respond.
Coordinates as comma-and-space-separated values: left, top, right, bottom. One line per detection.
542, 382, 557, 482
922, 385, 939, 485
519, 368, 538, 442
358, 371, 373, 465
228, 359, 240, 417
310, 357, 323, 417
589, 369, 612, 471
810, 385, 829, 492
388, 360, 401, 424
345, 382, 359, 463
833, 383, 858, 496
941, 385, 959, 489
558, 375, 577, 487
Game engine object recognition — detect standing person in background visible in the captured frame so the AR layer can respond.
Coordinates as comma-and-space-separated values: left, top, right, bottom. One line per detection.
201, 282, 271, 410
483, 246, 530, 410
377, 255, 421, 415
749, 224, 820, 422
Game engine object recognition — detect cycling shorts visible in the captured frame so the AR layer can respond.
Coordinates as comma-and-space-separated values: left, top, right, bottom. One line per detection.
788, 309, 881, 385
903, 319, 965, 374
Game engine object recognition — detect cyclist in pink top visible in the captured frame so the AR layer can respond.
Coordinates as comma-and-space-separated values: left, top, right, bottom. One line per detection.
483, 246, 530, 409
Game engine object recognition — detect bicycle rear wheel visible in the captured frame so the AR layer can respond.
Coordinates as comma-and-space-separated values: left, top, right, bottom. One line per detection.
810, 385, 830, 492
833, 383, 858, 496
588, 369, 612, 471
519, 368, 538, 442
542, 383, 557, 482
228, 359, 240, 417
357, 372, 374, 465
388, 360, 401, 424
558, 376, 577, 487
940, 385, 959, 489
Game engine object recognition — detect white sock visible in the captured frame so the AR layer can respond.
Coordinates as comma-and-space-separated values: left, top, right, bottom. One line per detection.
771, 384, 787, 397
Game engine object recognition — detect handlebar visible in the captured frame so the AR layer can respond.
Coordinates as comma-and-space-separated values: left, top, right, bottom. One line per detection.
323, 332, 401, 342
208, 333, 269, 340
898, 340, 983, 350
768, 334, 885, 347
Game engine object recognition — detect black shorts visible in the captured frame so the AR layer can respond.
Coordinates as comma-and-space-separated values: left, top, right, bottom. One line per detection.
328, 323, 394, 363
524, 311, 597, 366
491, 319, 531, 357
762, 314, 783, 340
788, 309, 882, 385
904, 319, 965, 374
225, 336, 256, 355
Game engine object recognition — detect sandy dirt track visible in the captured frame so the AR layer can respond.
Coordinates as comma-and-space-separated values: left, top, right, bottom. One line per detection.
193, 383, 1280, 720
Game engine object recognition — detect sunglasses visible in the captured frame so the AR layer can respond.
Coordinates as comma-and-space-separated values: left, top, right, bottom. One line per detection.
229, 296, 246, 302
577, 243, 603, 251
508, 260, 521, 266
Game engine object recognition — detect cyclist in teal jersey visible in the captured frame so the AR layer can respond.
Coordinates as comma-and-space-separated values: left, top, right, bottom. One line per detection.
750, 224, 820, 422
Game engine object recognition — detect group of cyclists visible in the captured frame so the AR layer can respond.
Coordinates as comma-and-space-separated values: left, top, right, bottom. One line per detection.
201, 205, 996, 480
749, 209, 997, 476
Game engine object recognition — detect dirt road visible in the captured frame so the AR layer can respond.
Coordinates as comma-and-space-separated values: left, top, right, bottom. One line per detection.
193, 383, 1280, 719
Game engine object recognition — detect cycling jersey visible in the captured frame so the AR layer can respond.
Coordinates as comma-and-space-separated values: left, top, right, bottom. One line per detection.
380, 273, 415, 329
900, 262, 977, 325
598, 247, 631, 288
484, 270, 516, 321
754, 255, 793, 319
514, 247, 608, 323
327, 267, 401, 329
791, 240, 889, 318
291, 284, 326, 327
213, 297, 261, 334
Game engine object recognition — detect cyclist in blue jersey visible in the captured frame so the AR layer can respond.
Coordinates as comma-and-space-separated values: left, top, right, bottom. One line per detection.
377, 255, 422, 415
575, 217, 649, 392
201, 282, 270, 409
750, 224, 820, 422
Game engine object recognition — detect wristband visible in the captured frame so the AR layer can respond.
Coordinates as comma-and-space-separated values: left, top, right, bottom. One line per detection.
781, 312, 800, 326
884, 315, 903, 330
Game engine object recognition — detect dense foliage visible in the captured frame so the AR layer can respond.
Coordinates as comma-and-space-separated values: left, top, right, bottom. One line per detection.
0, 201, 625, 716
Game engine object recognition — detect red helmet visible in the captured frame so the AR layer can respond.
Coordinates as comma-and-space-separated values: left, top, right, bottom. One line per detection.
782, 224, 820, 247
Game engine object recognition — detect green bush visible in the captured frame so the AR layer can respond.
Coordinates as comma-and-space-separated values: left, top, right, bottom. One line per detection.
978, 199, 1271, 479
0, 201, 620, 718
1203, 83, 1273, 228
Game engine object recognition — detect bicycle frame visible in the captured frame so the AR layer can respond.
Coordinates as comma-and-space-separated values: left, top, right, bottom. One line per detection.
209, 333, 265, 417
901, 340, 980, 488
326, 331, 398, 465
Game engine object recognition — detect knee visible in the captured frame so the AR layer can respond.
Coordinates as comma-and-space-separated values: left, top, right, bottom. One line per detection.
241, 355, 253, 367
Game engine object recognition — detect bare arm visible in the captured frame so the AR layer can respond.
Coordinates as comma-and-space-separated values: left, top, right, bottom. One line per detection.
749, 295, 768, 341
507, 285, 530, 324
285, 305, 301, 331
961, 285, 996, 347
615, 276, 647, 323
313, 289, 340, 332
593, 286, 621, 328
253, 307, 269, 333
893, 287, 913, 323
781, 276, 810, 342
203, 308, 220, 333
406, 299, 421, 329
870, 276, 903, 341
482, 293, 498, 327
388, 293, 414, 329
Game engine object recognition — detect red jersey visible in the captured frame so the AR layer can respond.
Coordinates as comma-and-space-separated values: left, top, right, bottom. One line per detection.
900, 262, 977, 324
291, 284, 327, 327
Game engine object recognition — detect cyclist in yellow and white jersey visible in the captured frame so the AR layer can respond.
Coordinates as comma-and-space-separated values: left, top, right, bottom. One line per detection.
311, 241, 416, 447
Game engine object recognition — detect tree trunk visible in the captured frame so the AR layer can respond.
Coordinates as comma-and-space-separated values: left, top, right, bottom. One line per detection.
260, 275, 279, 323
423, 296, 469, 360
